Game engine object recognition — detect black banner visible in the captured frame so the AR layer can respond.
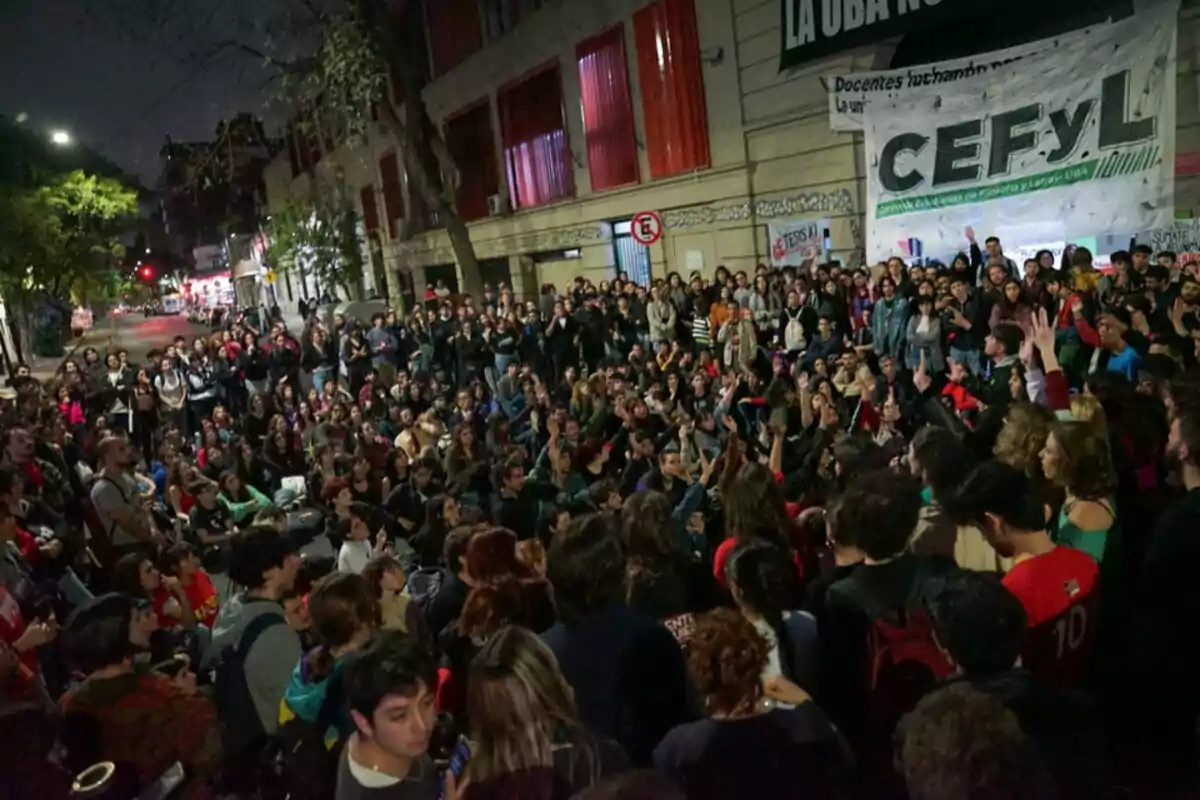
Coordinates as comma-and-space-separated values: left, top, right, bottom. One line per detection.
779, 0, 994, 71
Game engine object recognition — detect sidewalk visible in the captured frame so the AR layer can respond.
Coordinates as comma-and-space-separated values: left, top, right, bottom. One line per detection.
27, 324, 116, 383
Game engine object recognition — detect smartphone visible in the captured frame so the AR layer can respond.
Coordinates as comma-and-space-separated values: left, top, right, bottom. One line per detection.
440, 736, 470, 792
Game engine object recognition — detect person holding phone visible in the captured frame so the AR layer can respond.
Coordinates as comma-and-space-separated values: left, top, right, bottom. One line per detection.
59, 593, 222, 796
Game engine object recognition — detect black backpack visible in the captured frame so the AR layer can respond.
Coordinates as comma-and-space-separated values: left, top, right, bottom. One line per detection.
258, 670, 347, 800
213, 611, 286, 760
405, 566, 449, 617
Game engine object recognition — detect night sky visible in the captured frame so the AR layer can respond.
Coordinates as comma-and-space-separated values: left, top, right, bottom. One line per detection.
0, 0, 278, 187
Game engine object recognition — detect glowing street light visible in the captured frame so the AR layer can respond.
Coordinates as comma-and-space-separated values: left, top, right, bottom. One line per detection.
49, 130, 72, 146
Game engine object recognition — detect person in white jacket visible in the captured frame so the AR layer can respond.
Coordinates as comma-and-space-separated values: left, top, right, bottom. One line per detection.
647, 286, 677, 348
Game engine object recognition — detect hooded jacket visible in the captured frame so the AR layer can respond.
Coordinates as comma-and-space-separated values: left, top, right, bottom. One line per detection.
281, 649, 353, 745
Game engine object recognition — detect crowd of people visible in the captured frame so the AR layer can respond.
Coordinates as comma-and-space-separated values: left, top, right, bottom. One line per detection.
2, 230, 1200, 799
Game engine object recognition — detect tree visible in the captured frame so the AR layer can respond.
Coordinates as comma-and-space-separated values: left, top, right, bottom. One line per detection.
264, 187, 366, 301
0, 169, 139, 358
0, 170, 139, 304
94, 0, 486, 298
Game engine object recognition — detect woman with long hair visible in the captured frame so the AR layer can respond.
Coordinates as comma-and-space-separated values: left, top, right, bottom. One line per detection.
444, 423, 488, 500
132, 366, 158, 466
439, 528, 557, 722
989, 278, 1034, 331
1042, 421, 1118, 563
217, 470, 272, 525
111, 553, 195, 634
621, 490, 713, 628
453, 626, 627, 800
725, 540, 818, 691
653, 609, 845, 800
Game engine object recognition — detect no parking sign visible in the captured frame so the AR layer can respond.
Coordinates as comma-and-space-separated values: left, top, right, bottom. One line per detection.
631, 211, 663, 246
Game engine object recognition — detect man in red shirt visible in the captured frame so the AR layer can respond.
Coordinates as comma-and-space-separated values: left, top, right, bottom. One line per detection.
946, 462, 1099, 688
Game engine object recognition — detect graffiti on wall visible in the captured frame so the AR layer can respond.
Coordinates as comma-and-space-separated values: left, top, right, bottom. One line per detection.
662, 188, 857, 229
390, 222, 611, 268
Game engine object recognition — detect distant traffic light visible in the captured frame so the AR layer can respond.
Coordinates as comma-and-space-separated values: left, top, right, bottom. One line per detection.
139, 265, 155, 280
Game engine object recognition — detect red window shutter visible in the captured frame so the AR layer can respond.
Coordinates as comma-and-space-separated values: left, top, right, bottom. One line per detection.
499, 64, 575, 209
633, 0, 710, 179
576, 26, 639, 191
446, 101, 500, 222
379, 152, 405, 239
425, 0, 482, 77
360, 186, 380, 236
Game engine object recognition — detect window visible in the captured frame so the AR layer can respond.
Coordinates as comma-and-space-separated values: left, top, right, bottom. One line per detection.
481, 0, 545, 40
378, 152, 405, 239
445, 100, 500, 222
360, 186, 380, 237
498, 64, 574, 209
577, 26, 639, 191
633, 0, 710, 179
425, 0, 482, 77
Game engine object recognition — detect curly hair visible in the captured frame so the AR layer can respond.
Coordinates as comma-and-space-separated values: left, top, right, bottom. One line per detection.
993, 403, 1056, 478
686, 608, 768, 717
900, 683, 1055, 800
1044, 421, 1117, 501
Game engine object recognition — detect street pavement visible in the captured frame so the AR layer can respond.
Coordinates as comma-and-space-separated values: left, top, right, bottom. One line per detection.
30, 312, 214, 381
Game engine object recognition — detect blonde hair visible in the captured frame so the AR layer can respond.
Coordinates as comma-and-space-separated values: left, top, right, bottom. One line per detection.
994, 403, 1056, 478
1069, 395, 1108, 439
464, 626, 579, 785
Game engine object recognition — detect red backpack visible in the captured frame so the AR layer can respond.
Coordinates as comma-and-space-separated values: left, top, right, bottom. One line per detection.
865, 605, 954, 733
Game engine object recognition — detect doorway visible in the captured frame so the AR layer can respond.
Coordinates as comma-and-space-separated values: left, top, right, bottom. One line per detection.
612, 219, 651, 286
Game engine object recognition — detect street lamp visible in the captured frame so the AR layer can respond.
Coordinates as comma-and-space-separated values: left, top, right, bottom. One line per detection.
49, 130, 72, 146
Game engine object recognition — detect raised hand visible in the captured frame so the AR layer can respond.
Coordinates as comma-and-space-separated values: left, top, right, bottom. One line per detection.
1030, 307, 1055, 354
913, 349, 932, 393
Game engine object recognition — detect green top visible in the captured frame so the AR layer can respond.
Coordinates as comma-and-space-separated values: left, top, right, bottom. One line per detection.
1056, 497, 1115, 563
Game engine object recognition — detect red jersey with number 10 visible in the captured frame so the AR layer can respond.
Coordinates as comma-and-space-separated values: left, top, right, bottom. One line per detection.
1003, 546, 1100, 689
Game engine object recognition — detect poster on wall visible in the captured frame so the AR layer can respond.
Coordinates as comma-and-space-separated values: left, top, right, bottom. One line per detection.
768, 217, 830, 268
1139, 219, 1200, 266
827, 20, 1109, 132
864, 2, 1178, 265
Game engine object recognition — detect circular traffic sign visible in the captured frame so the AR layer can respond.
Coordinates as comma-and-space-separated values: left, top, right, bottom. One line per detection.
631, 211, 663, 246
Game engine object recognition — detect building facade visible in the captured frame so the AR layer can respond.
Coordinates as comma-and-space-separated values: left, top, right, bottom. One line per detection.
262, 0, 1200, 306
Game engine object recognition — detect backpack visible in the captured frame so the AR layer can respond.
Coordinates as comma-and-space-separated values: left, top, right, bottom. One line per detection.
865, 605, 953, 734
258, 669, 347, 800
214, 611, 287, 760
785, 314, 807, 352
405, 566, 448, 617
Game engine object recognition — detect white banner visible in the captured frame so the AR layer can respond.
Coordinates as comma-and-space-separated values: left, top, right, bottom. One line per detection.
828, 21, 1109, 132
865, 2, 1178, 265
768, 217, 830, 268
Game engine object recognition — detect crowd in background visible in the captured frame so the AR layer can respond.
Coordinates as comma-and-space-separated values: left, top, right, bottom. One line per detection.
1, 228, 1200, 799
